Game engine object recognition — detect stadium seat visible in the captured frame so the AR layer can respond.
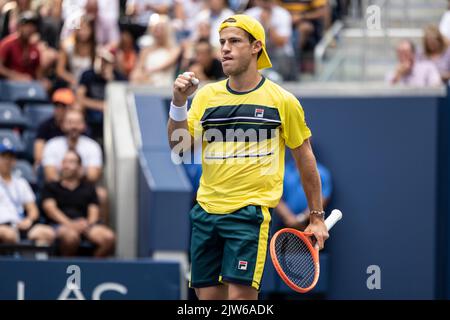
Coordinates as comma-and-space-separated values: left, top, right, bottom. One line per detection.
0, 129, 25, 154
0, 80, 48, 105
13, 160, 37, 187
23, 104, 54, 130
22, 130, 36, 162
0, 102, 29, 129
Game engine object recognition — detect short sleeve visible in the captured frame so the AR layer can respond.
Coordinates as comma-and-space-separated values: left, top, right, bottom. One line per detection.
187, 86, 209, 138
42, 139, 62, 166
41, 183, 56, 201
79, 70, 93, 86
272, 8, 292, 38
36, 122, 48, 140
83, 139, 103, 167
18, 179, 36, 204
281, 93, 312, 149
87, 184, 99, 205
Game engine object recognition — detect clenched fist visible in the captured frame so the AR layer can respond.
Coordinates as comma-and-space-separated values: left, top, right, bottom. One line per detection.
172, 72, 199, 107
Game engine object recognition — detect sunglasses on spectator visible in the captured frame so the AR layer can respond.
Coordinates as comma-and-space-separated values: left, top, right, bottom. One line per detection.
55, 102, 69, 108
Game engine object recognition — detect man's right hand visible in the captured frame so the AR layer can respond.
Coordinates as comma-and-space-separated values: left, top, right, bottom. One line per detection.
172, 72, 199, 107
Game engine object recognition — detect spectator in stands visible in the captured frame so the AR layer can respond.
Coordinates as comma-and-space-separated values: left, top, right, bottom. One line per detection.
42, 109, 102, 183
56, 16, 96, 89
35, 0, 63, 50
419, 25, 450, 83
130, 14, 180, 86
42, 150, 115, 257
34, 88, 78, 169
42, 108, 109, 223
0, 144, 55, 245
187, 38, 225, 81
192, 0, 234, 50
0, 0, 32, 39
386, 40, 442, 87
125, 0, 173, 39
77, 47, 126, 142
60, 0, 120, 48
278, 0, 327, 52
276, 152, 332, 230
439, 0, 450, 43
0, 2, 59, 83
115, 28, 137, 79
245, 0, 297, 80
0, 11, 42, 81
173, 0, 205, 40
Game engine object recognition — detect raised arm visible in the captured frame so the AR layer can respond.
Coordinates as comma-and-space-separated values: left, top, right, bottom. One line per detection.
167, 72, 199, 150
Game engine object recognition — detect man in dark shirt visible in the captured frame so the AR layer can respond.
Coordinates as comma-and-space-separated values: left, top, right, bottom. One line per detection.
188, 38, 226, 81
41, 150, 115, 257
77, 48, 126, 143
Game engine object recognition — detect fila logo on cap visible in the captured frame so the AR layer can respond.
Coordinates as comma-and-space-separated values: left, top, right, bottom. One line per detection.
238, 260, 248, 271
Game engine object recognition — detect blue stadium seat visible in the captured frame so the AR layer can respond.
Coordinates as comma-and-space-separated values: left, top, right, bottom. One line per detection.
13, 160, 37, 186
0, 129, 25, 153
0, 102, 28, 128
23, 104, 54, 130
22, 130, 36, 162
0, 80, 48, 105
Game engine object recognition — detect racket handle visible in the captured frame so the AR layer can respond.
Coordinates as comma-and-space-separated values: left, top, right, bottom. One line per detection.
325, 209, 343, 231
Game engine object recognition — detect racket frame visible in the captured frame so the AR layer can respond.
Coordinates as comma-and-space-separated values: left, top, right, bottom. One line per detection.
269, 228, 320, 293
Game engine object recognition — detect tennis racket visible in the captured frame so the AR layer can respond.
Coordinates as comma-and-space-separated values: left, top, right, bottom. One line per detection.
270, 209, 343, 293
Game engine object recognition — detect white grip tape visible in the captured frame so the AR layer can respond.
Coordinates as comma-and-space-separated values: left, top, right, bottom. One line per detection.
325, 209, 343, 231
183, 72, 199, 85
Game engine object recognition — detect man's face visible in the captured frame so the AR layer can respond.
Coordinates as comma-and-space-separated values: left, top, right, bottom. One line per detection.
256, 0, 273, 10
195, 42, 213, 67
61, 152, 81, 179
62, 112, 85, 140
54, 103, 67, 123
219, 27, 258, 76
209, 0, 225, 12
0, 153, 16, 174
396, 42, 414, 64
18, 23, 37, 41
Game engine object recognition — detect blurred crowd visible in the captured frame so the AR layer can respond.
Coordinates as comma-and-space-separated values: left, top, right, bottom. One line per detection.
2, 0, 449, 258
387, 0, 450, 87
0, 0, 345, 257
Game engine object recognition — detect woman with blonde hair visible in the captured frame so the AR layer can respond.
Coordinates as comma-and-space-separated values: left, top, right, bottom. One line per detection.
420, 24, 450, 82
130, 14, 181, 87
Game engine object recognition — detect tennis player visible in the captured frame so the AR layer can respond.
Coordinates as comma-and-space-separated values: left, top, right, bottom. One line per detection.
167, 14, 328, 300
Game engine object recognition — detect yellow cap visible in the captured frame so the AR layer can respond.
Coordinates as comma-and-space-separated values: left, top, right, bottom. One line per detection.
219, 14, 272, 70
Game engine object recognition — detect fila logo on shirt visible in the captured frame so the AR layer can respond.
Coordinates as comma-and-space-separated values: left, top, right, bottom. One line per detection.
238, 260, 248, 271
254, 108, 264, 118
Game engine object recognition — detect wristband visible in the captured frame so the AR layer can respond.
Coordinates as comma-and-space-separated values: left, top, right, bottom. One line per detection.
169, 101, 188, 121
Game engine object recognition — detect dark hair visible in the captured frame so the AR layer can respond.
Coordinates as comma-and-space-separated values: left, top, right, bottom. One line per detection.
66, 149, 82, 166
246, 31, 263, 59
74, 16, 97, 64
196, 38, 213, 52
